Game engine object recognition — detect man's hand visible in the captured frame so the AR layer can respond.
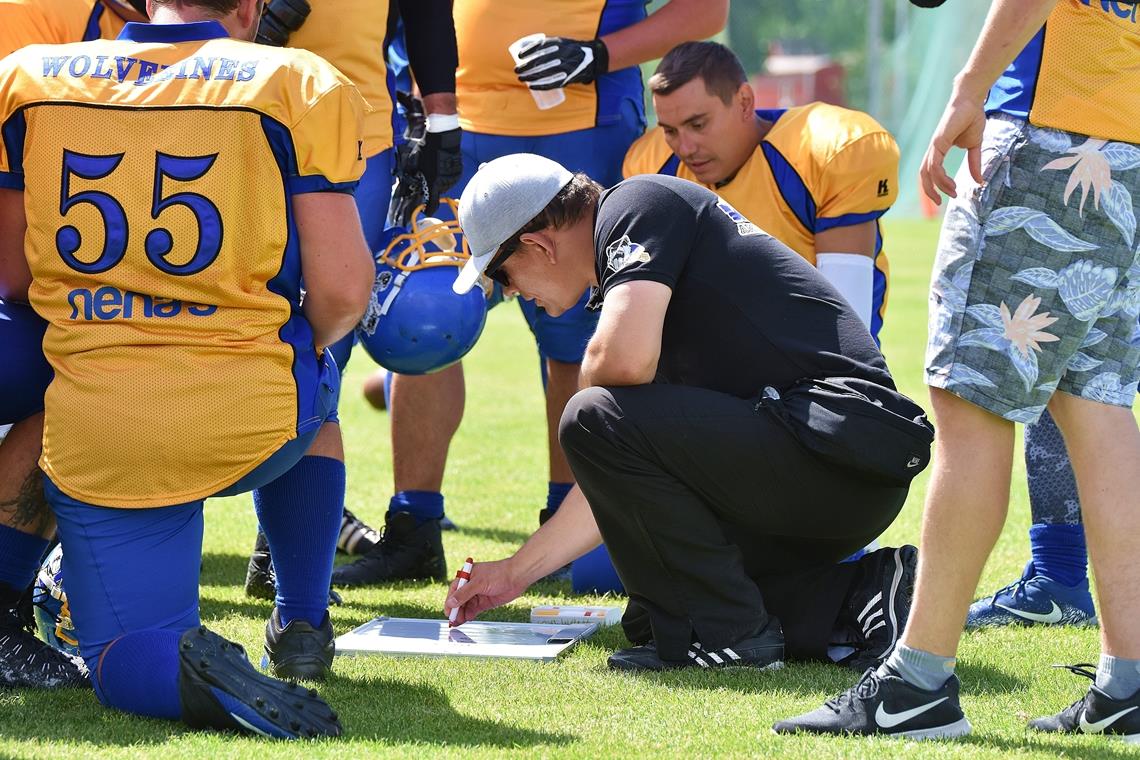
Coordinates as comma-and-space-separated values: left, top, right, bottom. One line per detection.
514, 37, 609, 91
444, 558, 529, 626
920, 91, 986, 205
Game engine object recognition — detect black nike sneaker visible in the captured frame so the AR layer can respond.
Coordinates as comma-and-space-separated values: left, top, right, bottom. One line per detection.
773, 666, 971, 739
337, 509, 381, 555
264, 608, 334, 682
608, 617, 784, 672
839, 545, 918, 672
0, 594, 89, 689
178, 626, 341, 739
1029, 663, 1140, 743
330, 511, 447, 586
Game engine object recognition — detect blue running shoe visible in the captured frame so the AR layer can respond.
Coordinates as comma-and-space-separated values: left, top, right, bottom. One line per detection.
966, 562, 1096, 629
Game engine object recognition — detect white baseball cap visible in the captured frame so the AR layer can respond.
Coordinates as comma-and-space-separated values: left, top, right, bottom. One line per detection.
452, 153, 574, 295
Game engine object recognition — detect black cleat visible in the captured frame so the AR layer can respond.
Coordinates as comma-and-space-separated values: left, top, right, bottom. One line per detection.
244, 533, 276, 601
608, 617, 784, 672
0, 600, 88, 689
337, 509, 381, 555
439, 515, 459, 532
1029, 663, 1140, 742
331, 511, 447, 586
245, 532, 342, 605
178, 626, 342, 739
264, 608, 334, 682
838, 545, 917, 672
774, 666, 971, 739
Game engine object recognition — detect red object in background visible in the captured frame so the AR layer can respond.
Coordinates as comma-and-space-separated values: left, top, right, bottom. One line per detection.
750, 42, 846, 109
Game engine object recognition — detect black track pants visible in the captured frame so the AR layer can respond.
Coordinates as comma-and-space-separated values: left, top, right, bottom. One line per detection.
558, 384, 909, 661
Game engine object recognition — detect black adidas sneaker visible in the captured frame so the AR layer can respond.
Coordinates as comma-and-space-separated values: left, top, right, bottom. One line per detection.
1029, 663, 1140, 743
337, 509, 381, 555
773, 665, 971, 739
839, 545, 918, 672
178, 626, 341, 739
608, 617, 784, 672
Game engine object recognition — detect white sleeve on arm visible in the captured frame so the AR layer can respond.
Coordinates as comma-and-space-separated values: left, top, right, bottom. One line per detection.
817, 252, 874, 329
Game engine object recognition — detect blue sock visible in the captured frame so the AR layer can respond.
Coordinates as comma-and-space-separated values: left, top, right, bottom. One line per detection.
545, 481, 574, 515
389, 490, 444, 525
254, 456, 344, 628
93, 629, 183, 719
0, 524, 49, 594
1029, 523, 1088, 587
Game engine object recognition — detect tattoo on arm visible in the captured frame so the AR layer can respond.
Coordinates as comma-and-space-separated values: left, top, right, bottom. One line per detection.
0, 467, 51, 535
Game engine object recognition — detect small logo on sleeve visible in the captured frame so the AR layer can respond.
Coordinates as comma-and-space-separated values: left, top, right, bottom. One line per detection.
715, 200, 763, 236
604, 235, 651, 272
877, 179, 890, 197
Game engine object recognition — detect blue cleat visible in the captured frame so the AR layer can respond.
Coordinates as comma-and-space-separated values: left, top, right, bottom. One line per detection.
966, 562, 1096, 629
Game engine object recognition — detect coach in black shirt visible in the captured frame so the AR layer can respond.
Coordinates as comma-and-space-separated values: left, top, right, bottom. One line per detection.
446, 154, 926, 671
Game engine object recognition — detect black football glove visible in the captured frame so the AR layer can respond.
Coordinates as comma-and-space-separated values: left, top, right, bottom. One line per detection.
256, 0, 311, 46
419, 126, 463, 216
514, 37, 609, 91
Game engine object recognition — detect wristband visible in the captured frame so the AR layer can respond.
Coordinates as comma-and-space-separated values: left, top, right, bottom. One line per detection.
426, 113, 461, 133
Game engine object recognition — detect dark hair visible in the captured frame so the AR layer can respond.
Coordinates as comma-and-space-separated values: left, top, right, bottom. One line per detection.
151, 0, 240, 15
492, 173, 603, 263
648, 41, 747, 105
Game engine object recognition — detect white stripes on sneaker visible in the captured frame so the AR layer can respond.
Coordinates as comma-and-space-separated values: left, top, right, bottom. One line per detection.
857, 591, 887, 637
686, 642, 743, 668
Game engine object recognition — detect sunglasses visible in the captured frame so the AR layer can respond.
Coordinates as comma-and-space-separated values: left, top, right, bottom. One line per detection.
483, 243, 519, 288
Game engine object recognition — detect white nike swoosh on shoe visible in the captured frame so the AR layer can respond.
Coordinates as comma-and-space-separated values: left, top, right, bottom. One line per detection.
1080, 706, 1138, 734
994, 601, 1062, 624
875, 697, 949, 729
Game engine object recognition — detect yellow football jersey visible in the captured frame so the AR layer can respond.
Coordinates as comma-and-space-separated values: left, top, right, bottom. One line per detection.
454, 0, 647, 136
0, 0, 125, 57
0, 21, 367, 508
287, 0, 393, 157
623, 102, 898, 333
986, 0, 1140, 143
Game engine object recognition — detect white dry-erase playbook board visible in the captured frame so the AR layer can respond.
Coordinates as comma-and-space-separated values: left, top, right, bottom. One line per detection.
334, 617, 598, 662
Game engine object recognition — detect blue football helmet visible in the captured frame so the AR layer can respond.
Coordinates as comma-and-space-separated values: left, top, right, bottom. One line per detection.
33, 544, 80, 658
356, 200, 489, 375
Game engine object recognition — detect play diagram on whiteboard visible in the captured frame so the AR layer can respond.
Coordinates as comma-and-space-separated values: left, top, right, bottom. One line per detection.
335, 617, 598, 662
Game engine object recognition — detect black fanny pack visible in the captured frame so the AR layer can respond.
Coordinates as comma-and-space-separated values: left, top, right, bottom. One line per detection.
754, 376, 934, 486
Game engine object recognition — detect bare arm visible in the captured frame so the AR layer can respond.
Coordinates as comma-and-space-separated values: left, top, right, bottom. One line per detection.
445, 484, 602, 625
601, 0, 728, 72
815, 221, 877, 259
295, 191, 374, 350
920, 0, 1059, 203
580, 280, 671, 388
0, 188, 29, 301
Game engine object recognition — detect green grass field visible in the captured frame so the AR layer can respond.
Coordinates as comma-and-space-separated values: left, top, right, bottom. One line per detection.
0, 218, 1128, 759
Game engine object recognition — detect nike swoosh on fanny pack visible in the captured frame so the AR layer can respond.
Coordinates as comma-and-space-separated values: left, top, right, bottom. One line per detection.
1080, 706, 1138, 734
874, 697, 949, 729
994, 600, 1062, 624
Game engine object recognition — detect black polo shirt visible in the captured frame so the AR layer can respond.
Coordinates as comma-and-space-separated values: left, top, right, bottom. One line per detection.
588, 175, 893, 398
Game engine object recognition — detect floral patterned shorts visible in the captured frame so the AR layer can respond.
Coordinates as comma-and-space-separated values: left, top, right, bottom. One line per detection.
925, 114, 1140, 423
